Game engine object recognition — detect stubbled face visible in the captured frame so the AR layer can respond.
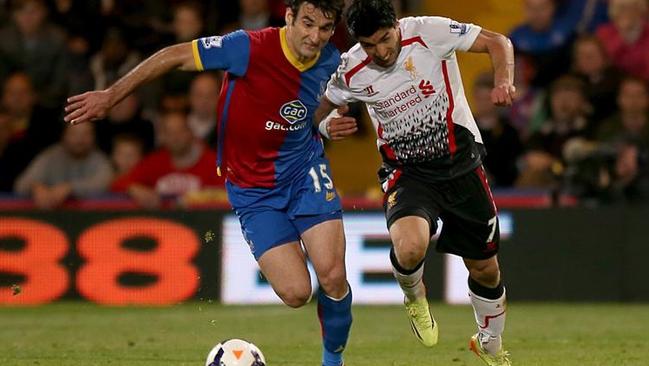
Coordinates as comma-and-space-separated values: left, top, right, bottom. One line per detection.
285, 3, 336, 61
358, 25, 401, 68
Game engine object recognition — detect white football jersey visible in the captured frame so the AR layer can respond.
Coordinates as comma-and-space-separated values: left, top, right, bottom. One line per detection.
326, 16, 484, 174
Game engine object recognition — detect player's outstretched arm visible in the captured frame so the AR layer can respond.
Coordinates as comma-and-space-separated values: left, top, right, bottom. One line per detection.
468, 29, 516, 107
64, 42, 197, 125
314, 97, 358, 141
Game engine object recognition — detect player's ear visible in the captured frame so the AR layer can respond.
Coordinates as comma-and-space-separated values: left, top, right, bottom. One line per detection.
285, 7, 295, 25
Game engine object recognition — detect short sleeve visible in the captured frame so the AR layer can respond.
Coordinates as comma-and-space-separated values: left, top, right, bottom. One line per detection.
416, 16, 482, 53
324, 54, 357, 106
192, 30, 251, 76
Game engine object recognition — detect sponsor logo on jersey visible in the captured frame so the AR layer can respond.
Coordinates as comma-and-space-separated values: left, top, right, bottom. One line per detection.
201, 36, 223, 49
418, 80, 435, 98
265, 120, 308, 132
280, 99, 308, 124
449, 21, 468, 35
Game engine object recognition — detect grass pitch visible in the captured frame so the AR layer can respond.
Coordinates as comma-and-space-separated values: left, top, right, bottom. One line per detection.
1, 302, 647, 365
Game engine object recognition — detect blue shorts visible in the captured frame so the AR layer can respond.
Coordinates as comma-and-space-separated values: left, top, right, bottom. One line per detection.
227, 157, 343, 260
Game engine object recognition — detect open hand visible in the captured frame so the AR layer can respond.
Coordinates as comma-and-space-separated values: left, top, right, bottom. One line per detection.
64, 90, 113, 125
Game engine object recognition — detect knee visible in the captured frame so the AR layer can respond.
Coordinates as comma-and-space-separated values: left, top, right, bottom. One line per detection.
394, 238, 427, 269
469, 262, 501, 287
318, 265, 348, 299
277, 286, 312, 308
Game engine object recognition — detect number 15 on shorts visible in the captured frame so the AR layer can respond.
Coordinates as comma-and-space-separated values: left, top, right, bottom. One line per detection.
308, 164, 334, 193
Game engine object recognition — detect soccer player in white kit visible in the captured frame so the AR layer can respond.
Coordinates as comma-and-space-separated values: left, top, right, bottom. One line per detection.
315, 1, 515, 365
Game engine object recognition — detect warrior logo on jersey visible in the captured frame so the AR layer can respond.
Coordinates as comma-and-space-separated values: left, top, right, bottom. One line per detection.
201, 36, 223, 49
280, 100, 308, 124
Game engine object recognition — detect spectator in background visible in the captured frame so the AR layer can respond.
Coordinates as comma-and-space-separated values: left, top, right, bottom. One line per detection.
0, 0, 69, 108
110, 133, 144, 180
153, 1, 209, 104
188, 73, 221, 146
510, 0, 608, 87
94, 93, 155, 154
510, 0, 573, 87
518, 75, 592, 188
596, 0, 649, 81
14, 122, 113, 209
90, 27, 141, 90
473, 73, 523, 187
597, 77, 649, 146
508, 54, 546, 140
172, 1, 205, 43
0, 72, 62, 191
571, 35, 622, 122
111, 111, 223, 208
609, 142, 649, 203
237, 0, 284, 30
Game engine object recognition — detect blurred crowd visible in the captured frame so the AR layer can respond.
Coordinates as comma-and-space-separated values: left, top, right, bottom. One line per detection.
477, 0, 649, 206
0, 0, 647, 209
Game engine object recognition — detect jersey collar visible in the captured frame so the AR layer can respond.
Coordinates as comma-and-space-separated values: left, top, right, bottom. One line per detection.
280, 27, 320, 72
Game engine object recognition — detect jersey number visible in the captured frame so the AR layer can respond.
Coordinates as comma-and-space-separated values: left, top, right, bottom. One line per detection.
309, 164, 334, 193
487, 216, 498, 243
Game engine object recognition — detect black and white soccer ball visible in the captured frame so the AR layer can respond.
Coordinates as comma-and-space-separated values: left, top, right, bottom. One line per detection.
205, 339, 266, 366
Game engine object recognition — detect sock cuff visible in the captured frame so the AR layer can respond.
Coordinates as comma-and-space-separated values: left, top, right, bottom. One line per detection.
468, 277, 505, 300
390, 247, 424, 275
318, 285, 352, 309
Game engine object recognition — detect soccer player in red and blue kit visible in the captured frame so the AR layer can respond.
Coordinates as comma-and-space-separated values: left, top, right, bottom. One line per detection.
64, 1, 352, 365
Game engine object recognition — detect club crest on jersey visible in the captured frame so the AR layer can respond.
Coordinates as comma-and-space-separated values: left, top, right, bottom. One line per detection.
280, 100, 308, 124
201, 36, 223, 49
404, 56, 418, 80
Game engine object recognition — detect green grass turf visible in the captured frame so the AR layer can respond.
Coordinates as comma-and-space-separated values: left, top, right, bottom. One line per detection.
1, 302, 648, 365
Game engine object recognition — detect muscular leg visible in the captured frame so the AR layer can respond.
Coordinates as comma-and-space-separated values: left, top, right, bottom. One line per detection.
257, 242, 312, 308
302, 219, 352, 366
389, 215, 438, 347
389, 216, 431, 301
465, 255, 507, 355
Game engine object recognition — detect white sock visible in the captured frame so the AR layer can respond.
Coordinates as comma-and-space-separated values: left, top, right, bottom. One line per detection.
469, 288, 507, 354
392, 262, 426, 302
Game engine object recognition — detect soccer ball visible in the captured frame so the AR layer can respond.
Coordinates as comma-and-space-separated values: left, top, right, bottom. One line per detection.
205, 339, 266, 366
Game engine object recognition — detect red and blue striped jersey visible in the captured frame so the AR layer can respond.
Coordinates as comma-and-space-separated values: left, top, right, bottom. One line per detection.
192, 27, 340, 188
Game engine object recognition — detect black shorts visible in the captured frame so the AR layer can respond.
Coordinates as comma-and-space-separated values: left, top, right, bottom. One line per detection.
382, 166, 499, 260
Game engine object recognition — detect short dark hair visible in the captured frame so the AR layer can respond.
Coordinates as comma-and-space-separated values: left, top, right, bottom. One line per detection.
285, 0, 345, 25
346, 0, 397, 38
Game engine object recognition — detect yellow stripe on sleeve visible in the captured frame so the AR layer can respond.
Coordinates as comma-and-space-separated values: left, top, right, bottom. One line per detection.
191, 40, 204, 71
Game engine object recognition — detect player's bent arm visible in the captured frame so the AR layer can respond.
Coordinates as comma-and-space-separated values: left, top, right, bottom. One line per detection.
468, 29, 515, 106
65, 42, 197, 124
314, 97, 358, 141
107, 42, 197, 107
